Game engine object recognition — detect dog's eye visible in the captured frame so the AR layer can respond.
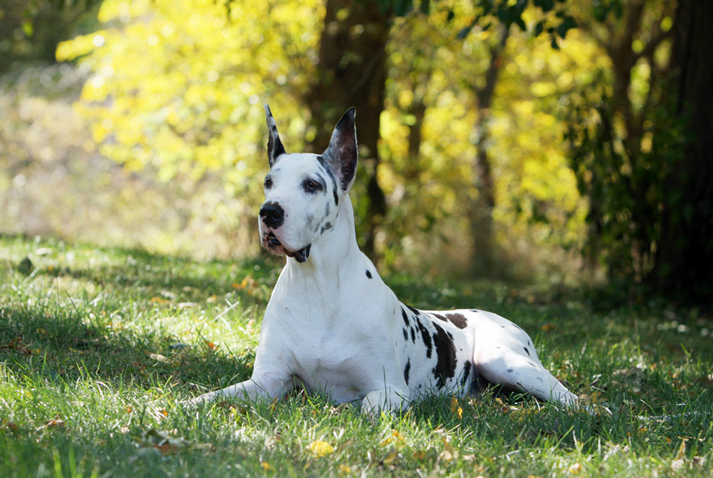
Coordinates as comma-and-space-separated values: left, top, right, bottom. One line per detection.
264, 177, 272, 189
303, 179, 321, 192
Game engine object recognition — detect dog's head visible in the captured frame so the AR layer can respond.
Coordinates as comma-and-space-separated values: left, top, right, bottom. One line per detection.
258, 105, 357, 263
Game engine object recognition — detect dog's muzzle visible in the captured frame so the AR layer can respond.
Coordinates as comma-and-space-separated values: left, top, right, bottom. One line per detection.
260, 202, 311, 263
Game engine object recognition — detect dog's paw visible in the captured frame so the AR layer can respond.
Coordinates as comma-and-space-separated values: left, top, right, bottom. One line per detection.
179, 391, 217, 409
361, 388, 409, 418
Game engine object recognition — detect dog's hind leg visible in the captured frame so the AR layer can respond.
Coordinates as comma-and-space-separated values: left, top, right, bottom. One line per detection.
474, 350, 577, 405
471, 312, 577, 405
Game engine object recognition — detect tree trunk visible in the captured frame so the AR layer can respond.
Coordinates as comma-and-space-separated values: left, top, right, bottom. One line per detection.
652, 0, 713, 302
305, 0, 390, 258
466, 26, 509, 276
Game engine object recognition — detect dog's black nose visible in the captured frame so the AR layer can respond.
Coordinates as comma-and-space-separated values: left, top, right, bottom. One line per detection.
260, 202, 285, 228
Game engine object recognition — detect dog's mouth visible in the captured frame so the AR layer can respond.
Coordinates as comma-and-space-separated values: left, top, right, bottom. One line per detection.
265, 232, 311, 263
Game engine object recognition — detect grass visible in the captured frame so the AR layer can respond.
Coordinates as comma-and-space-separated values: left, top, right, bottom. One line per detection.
0, 234, 711, 477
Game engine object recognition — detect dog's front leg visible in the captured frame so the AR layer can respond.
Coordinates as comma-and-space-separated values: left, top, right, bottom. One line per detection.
187, 374, 293, 407
361, 386, 410, 416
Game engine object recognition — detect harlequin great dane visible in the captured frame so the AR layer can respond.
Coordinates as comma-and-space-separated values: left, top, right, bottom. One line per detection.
189, 106, 578, 414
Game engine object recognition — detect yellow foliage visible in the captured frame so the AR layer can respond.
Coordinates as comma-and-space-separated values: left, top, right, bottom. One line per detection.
59, 0, 323, 193
378, 3, 596, 273
55, 0, 598, 273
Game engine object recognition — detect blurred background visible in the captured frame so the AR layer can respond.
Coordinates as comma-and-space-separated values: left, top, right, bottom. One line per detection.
1, 0, 711, 303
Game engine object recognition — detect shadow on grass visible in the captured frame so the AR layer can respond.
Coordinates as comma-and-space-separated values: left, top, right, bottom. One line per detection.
37, 253, 278, 304
0, 299, 253, 396
0, 238, 284, 404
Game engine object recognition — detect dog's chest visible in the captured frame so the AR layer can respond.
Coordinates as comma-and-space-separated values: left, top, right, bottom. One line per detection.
287, 327, 380, 402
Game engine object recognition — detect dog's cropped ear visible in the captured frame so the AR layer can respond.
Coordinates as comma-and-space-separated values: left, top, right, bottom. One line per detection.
264, 105, 286, 167
324, 108, 357, 192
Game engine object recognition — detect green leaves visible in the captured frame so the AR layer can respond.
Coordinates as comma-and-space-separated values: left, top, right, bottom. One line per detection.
446, 0, 577, 48
555, 12, 577, 41
533, 0, 555, 12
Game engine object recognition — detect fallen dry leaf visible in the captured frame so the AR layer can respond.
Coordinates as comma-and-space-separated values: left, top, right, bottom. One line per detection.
381, 448, 399, 466
674, 438, 687, 461
437, 438, 458, 463
0, 337, 32, 355
135, 428, 209, 455
450, 396, 463, 419
307, 440, 334, 458
37, 417, 65, 431
380, 430, 405, 448
1, 420, 19, 433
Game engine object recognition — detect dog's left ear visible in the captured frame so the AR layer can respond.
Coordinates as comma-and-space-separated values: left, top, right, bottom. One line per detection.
323, 108, 357, 192
264, 105, 286, 167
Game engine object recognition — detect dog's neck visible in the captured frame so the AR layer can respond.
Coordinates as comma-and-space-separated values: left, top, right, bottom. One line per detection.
284, 194, 361, 279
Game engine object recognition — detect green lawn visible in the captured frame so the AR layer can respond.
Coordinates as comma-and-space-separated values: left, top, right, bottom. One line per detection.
1, 235, 711, 477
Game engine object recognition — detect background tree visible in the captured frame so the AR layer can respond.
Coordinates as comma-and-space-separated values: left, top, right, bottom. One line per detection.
658, 0, 713, 300
305, 0, 392, 257
565, 0, 713, 302
0, 0, 100, 70
465, 24, 509, 276
565, 0, 677, 278
46, 0, 713, 303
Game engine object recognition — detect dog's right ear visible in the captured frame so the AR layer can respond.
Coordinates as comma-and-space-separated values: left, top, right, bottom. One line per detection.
265, 105, 286, 167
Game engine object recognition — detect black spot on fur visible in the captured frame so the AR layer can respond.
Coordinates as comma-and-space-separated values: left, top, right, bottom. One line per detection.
402, 328, 408, 341
524, 347, 530, 356
507, 369, 514, 373
406, 304, 420, 315
316, 155, 339, 206
446, 313, 468, 329
414, 316, 432, 358
432, 313, 447, 322
320, 222, 333, 234
401, 308, 409, 326
461, 361, 472, 388
410, 327, 416, 343
431, 322, 457, 389
528, 361, 537, 368
366, 270, 372, 279
403, 358, 411, 386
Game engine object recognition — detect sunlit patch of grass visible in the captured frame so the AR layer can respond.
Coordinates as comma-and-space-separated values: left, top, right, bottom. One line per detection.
0, 234, 711, 477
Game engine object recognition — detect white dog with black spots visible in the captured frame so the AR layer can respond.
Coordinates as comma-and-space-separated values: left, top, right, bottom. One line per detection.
189, 106, 578, 414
